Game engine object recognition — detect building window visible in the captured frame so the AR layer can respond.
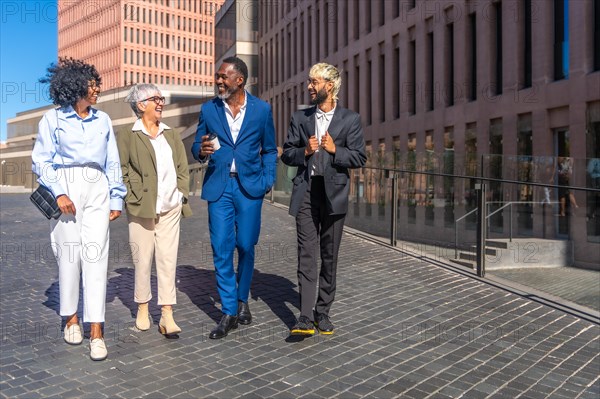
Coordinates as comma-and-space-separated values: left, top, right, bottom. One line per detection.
287, 28, 291, 79
315, 6, 320, 60
366, 51, 372, 125
407, 133, 417, 224
488, 118, 504, 232
343, 0, 349, 47
343, 60, 349, 109
393, 35, 400, 119
365, 0, 371, 34
409, 39, 416, 115
586, 103, 600, 240
468, 13, 477, 101
554, 0, 569, 80
593, 0, 600, 70
124, 49, 127, 64
522, 0, 533, 88
446, 22, 455, 106
426, 30, 434, 111
332, 1, 338, 53
300, 14, 305, 71
354, 55, 360, 114
124, 28, 127, 42
379, 43, 385, 122
307, 8, 313, 65
443, 127, 455, 227
353, 0, 359, 40
493, 2, 503, 95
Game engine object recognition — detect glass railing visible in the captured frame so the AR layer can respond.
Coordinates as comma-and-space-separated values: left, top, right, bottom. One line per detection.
269, 154, 600, 274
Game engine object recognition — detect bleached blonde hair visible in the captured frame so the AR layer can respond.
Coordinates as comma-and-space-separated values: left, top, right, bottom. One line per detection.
309, 63, 341, 102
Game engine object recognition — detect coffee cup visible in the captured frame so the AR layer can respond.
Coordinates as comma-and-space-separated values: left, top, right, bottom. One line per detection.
207, 133, 220, 151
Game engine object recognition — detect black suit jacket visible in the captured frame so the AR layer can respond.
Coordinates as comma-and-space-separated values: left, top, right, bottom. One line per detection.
281, 105, 367, 217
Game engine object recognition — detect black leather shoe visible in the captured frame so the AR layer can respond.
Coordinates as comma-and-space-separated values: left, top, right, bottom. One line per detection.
209, 314, 238, 339
238, 301, 252, 325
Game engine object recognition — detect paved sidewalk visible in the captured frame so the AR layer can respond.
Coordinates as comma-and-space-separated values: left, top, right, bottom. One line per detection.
1, 194, 598, 398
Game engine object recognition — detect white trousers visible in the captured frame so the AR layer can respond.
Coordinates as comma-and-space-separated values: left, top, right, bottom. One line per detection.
127, 204, 182, 305
50, 167, 110, 323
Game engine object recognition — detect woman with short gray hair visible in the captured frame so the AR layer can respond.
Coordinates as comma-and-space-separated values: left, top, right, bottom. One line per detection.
117, 83, 192, 336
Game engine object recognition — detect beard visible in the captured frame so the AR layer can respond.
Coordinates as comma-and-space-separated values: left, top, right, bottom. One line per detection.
310, 88, 328, 105
217, 89, 231, 100
217, 85, 237, 100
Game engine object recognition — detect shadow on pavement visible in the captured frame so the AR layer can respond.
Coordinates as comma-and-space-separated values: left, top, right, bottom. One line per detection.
251, 268, 299, 329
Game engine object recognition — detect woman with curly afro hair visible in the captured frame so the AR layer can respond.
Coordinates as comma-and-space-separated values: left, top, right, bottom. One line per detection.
32, 57, 126, 361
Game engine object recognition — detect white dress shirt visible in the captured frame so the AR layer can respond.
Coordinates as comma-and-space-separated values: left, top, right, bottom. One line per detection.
132, 119, 182, 214
223, 91, 248, 173
312, 105, 336, 176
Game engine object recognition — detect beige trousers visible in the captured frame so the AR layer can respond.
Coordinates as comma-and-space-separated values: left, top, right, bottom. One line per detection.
128, 204, 182, 305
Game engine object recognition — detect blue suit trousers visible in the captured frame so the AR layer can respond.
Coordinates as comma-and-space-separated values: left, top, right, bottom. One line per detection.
207, 175, 263, 315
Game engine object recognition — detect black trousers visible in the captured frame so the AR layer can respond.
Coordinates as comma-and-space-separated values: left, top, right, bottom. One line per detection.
295, 176, 346, 321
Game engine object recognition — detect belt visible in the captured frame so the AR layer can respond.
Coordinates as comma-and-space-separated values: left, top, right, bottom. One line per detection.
229, 172, 238, 177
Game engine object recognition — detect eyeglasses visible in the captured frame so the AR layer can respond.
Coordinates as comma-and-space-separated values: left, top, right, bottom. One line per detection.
306, 78, 328, 86
88, 81, 100, 90
141, 96, 166, 104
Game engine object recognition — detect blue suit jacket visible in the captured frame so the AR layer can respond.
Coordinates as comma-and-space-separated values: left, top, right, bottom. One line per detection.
191, 93, 278, 201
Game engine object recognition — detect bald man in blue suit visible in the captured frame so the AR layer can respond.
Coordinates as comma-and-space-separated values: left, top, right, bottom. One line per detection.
192, 57, 277, 339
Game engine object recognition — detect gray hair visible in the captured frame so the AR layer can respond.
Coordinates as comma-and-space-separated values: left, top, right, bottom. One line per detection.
125, 83, 161, 117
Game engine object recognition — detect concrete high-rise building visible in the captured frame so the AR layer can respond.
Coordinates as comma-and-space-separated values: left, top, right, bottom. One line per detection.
58, 0, 225, 90
257, 0, 600, 268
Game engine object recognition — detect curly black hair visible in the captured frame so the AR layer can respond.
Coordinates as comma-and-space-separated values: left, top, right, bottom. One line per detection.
39, 57, 102, 107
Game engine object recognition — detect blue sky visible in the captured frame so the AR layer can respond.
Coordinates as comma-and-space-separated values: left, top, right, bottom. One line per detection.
1, 0, 57, 142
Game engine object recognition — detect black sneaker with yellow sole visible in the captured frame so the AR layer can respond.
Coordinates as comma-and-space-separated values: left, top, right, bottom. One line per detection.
315, 314, 334, 335
290, 315, 315, 336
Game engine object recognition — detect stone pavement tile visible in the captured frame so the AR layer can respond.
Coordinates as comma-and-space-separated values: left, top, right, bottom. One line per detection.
0, 386, 27, 398
1, 195, 599, 398
365, 388, 401, 399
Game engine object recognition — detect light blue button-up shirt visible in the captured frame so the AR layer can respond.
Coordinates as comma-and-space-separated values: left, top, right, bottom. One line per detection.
32, 106, 126, 211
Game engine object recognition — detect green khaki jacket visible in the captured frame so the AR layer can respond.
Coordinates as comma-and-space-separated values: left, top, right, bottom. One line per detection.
117, 127, 192, 219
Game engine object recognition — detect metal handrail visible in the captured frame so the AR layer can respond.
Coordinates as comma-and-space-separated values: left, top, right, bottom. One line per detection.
455, 200, 564, 257
456, 208, 478, 223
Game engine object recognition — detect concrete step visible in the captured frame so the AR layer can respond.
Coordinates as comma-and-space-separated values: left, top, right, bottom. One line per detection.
449, 258, 475, 269
486, 239, 509, 249
453, 238, 573, 270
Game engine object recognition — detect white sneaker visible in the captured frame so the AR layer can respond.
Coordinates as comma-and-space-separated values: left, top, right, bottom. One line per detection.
63, 324, 83, 345
89, 338, 108, 361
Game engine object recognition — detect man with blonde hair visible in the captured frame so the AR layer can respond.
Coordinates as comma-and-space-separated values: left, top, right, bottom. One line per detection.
282, 63, 366, 336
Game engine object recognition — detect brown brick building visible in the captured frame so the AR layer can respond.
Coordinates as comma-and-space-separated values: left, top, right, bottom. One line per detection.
257, 0, 600, 268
